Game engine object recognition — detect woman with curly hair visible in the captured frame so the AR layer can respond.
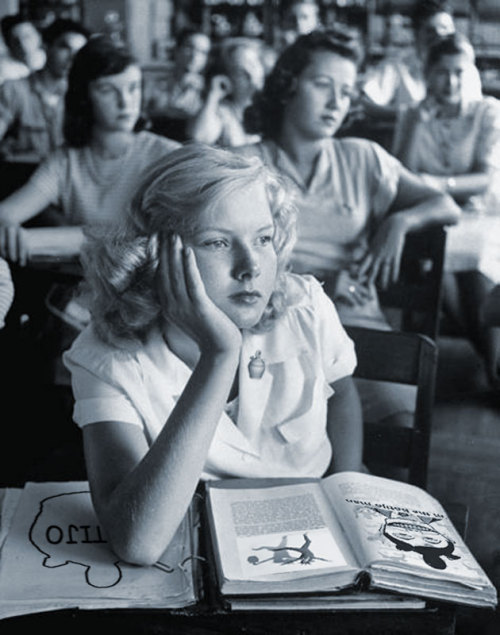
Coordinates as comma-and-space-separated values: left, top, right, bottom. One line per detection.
236, 29, 460, 430
63, 143, 363, 565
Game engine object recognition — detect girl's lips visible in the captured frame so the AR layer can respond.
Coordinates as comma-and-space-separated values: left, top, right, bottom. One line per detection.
230, 291, 262, 304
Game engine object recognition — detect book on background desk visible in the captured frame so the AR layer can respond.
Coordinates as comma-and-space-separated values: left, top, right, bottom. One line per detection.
205, 472, 498, 610
0, 482, 201, 620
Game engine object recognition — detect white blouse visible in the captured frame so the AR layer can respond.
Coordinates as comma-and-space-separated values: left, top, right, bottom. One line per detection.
63, 274, 356, 480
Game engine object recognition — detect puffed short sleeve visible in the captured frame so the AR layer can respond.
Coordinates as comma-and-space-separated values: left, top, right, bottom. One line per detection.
367, 141, 403, 222
27, 150, 66, 208
63, 332, 144, 429
475, 97, 500, 173
308, 277, 357, 384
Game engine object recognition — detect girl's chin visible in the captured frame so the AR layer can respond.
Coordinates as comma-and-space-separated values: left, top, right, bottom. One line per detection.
228, 307, 267, 331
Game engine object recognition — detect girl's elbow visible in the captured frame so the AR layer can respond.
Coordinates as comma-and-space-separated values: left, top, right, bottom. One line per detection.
445, 198, 462, 225
110, 536, 164, 567
433, 193, 461, 225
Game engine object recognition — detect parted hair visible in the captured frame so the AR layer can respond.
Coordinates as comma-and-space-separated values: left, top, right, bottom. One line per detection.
80, 143, 297, 347
63, 35, 140, 148
244, 28, 362, 140
425, 32, 475, 72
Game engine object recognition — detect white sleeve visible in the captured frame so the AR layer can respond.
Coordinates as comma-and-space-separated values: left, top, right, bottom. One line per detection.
63, 347, 144, 429
310, 278, 357, 384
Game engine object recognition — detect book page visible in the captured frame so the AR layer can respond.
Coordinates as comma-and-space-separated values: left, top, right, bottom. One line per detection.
0, 482, 199, 619
321, 472, 490, 587
207, 480, 360, 584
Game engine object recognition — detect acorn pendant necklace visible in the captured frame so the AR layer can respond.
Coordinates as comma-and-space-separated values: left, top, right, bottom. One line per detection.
248, 350, 265, 379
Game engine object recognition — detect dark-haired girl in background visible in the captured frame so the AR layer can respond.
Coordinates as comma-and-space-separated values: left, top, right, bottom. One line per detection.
236, 29, 460, 435
0, 35, 179, 264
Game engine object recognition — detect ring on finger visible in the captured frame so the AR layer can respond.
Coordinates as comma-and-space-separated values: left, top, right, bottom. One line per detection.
348, 285, 356, 294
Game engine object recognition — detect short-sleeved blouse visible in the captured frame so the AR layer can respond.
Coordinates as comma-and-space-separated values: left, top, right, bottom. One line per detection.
26, 131, 180, 225
393, 96, 500, 179
63, 274, 357, 480
235, 137, 402, 275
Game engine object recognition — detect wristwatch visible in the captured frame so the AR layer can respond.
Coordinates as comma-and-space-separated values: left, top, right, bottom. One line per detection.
446, 177, 456, 192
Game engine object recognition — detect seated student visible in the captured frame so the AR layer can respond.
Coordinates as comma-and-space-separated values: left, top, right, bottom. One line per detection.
0, 35, 180, 264
0, 17, 89, 163
186, 37, 265, 148
236, 29, 460, 429
0, 13, 46, 84
360, 0, 481, 122
62, 143, 363, 565
144, 28, 211, 141
0, 35, 180, 391
392, 33, 500, 386
278, 0, 322, 50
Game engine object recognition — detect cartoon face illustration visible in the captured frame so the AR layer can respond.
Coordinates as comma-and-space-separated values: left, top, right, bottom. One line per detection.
384, 519, 451, 550
380, 511, 460, 570
352, 505, 462, 571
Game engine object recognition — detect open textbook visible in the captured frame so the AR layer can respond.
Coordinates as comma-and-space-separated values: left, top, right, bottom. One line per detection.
205, 471, 498, 609
0, 482, 200, 620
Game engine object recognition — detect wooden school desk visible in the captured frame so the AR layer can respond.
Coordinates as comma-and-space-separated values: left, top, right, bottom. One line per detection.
1, 503, 470, 635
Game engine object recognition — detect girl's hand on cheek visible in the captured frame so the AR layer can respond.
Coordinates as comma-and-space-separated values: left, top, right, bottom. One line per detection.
158, 233, 242, 355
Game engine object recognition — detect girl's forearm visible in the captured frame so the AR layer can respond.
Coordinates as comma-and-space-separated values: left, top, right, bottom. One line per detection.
392, 192, 461, 232
24, 227, 85, 261
432, 172, 490, 200
95, 350, 239, 565
325, 377, 363, 474
186, 94, 223, 144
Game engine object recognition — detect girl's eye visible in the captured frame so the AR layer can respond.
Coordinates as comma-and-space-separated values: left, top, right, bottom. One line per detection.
314, 80, 331, 89
257, 235, 273, 246
95, 84, 113, 94
203, 239, 227, 249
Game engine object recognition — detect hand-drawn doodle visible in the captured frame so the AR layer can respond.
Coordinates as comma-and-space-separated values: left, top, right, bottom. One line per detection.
28, 490, 123, 588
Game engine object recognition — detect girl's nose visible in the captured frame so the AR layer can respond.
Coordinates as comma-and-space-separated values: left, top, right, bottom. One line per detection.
233, 246, 261, 281
326, 88, 340, 109
117, 90, 127, 107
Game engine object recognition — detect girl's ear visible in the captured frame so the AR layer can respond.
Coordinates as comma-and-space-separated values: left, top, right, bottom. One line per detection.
221, 75, 233, 96
283, 76, 298, 103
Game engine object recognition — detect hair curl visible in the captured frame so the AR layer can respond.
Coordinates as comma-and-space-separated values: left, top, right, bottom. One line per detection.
244, 28, 362, 140
425, 32, 475, 72
63, 35, 140, 148
80, 143, 297, 347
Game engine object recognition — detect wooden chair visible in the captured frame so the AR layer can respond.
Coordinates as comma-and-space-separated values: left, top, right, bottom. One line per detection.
377, 225, 447, 341
345, 325, 438, 489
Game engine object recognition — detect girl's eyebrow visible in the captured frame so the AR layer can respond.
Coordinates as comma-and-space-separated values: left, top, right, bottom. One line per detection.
193, 223, 275, 236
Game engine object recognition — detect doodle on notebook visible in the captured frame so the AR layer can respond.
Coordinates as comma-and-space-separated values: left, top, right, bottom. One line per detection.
28, 490, 123, 588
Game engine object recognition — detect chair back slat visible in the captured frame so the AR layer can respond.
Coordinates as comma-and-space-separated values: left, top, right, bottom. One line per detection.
377, 226, 447, 340
344, 325, 438, 488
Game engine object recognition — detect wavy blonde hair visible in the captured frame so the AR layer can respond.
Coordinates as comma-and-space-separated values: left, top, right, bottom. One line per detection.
81, 143, 297, 346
